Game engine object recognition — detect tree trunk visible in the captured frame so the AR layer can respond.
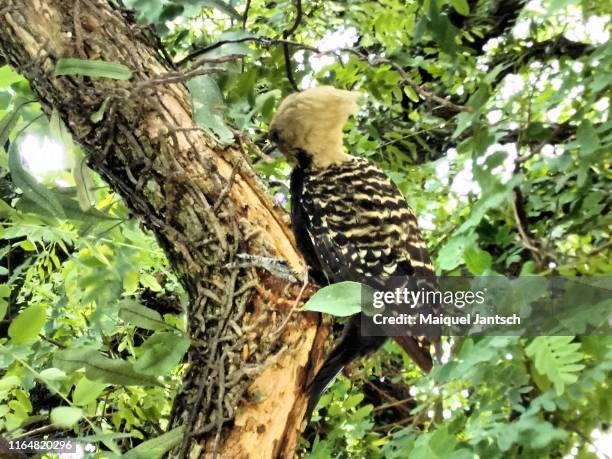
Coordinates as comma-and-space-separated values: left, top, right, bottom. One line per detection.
0, 1, 329, 457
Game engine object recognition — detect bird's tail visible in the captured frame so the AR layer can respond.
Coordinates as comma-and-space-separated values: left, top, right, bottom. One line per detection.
304, 315, 386, 423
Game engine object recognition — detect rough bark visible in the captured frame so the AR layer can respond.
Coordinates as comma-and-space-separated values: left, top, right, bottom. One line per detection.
0, 1, 329, 458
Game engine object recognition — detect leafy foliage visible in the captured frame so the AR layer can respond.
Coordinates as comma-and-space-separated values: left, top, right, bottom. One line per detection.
0, 66, 187, 452
54, 59, 133, 80
526, 336, 585, 395
0, 0, 610, 457
301, 281, 363, 317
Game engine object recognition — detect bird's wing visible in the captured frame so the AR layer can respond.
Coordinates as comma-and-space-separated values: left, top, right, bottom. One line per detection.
301, 158, 437, 377
302, 158, 435, 287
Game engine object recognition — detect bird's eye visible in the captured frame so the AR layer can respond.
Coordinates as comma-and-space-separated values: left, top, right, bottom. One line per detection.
269, 128, 280, 143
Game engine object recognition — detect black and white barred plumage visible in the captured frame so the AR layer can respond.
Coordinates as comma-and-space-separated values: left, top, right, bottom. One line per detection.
269, 86, 436, 422
298, 156, 433, 284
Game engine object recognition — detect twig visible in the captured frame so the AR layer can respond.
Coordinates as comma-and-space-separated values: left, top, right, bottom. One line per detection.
511, 188, 544, 266
242, 0, 251, 29
213, 160, 240, 213
564, 239, 612, 260
373, 415, 413, 432
555, 415, 611, 459
284, 0, 303, 37
13, 423, 57, 439
177, 37, 274, 66
273, 268, 309, 335
586, 239, 612, 257
370, 57, 473, 113
235, 130, 273, 162
225, 254, 298, 282
132, 54, 243, 93
39, 334, 66, 349
73, 0, 86, 58
133, 67, 224, 92
512, 58, 551, 269
372, 397, 413, 412
176, 37, 471, 113
282, 0, 303, 91
363, 379, 411, 413
282, 44, 300, 92
517, 120, 577, 164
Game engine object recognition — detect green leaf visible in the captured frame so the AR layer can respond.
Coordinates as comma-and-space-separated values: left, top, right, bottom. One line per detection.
203, 30, 253, 58
410, 425, 473, 459
52, 346, 101, 372
122, 426, 185, 459
525, 122, 553, 142
427, 0, 458, 55
86, 356, 161, 386
201, 0, 243, 21
525, 336, 585, 395
39, 368, 67, 381
72, 156, 95, 210
90, 97, 110, 123
140, 273, 162, 292
255, 89, 281, 121
72, 377, 108, 406
49, 108, 74, 148
53, 347, 161, 386
187, 75, 234, 145
344, 393, 364, 408
118, 299, 169, 331
436, 232, 478, 272
78, 429, 132, 455
8, 304, 47, 344
0, 100, 32, 147
0, 91, 10, 110
301, 281, 363, 317
576, 119, 599, 156
452, 111, 475, 138
455, 174, 521, 234
172, 0, 243, 22
403, 85, 420, 102
519, 261, 537, 275
0, 66, 25, 88
50, 406, 83, 428
451, 0, 470, 15
467, 85, 490, 111
55, 59, 132, 80
124, 0, 164, 22
16, 190, 115, 222
8, 142, 66, 218
123, 270, 140, 295
0, 284, 9, 321
0, 375, 21, 391
463, 245, 492, 274
133, 332, 190, 376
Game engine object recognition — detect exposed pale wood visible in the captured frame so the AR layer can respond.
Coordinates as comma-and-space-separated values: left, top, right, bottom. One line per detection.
0, 2, 328, 457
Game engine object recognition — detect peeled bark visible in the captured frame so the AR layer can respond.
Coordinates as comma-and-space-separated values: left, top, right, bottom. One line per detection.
0, 1, 329, 457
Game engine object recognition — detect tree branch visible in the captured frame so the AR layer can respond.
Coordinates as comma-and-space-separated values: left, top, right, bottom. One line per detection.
489, 36, 594, 88
133, 54, 243, 93
282, 0, 303, 91
370, 57, 473, 113
457, 0, 527, 53
242, 0, 251, 29
176, 36, 471, 113
0, 2, 326, 457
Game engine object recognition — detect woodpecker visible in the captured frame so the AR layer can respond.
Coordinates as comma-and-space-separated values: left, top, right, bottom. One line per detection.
268, 86, 436, 421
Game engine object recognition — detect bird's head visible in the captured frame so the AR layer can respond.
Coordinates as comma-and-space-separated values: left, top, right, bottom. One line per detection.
269, 86, 361, 168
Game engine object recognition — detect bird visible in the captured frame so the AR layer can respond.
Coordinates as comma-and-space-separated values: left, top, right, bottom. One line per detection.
268, 86, 437, 422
